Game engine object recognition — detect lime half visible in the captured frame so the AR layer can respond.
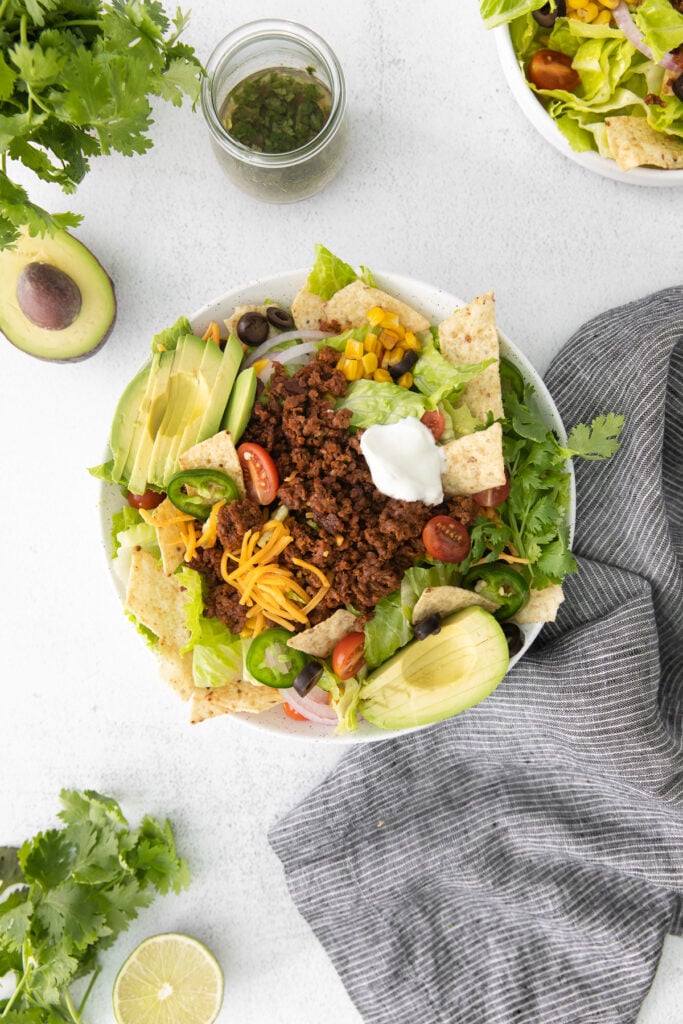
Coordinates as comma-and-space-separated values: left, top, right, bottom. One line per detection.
113, 933, 224, 1024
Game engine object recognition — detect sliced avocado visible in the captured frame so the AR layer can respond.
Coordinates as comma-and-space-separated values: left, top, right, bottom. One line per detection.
359, 606, 509, 731
221, 365, 257, 442
126, 350, 176, 496
0, 228, 116, 361
146, 334, 212, 489
171, 334, 244, 473
109, 364, 153, 486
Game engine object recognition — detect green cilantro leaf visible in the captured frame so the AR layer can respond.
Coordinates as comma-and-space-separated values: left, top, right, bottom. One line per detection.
0, 790, 189, 1023
559, 413, 625, 460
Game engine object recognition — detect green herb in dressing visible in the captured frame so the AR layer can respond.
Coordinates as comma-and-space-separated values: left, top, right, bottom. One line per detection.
221, 67, 332, 153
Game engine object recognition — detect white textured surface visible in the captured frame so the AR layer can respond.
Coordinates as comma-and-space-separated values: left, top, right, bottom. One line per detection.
1, 2, 681, 1022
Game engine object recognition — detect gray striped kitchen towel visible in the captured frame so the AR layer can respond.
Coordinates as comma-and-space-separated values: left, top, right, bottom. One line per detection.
269, 287, 683, 1024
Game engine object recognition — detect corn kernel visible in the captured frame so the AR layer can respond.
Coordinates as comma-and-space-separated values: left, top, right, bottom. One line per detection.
379, 328, 401, 350
383, 347, 405, 368
397, 372, 413, 389
570, 0, 588, 8
573, 2, 597, 19
336, 355, 347, 372
594, 9, 611, 21
343, 358, 364, 381
600, 0, 619, 8
380, 311, 400, 329
366, 306, 386, 327
402, 331, 420, 352
344, 339, 365, 360
362, 352, 378, 374
364, 333, 382, 355
373, 368, 392, 383
251, 358, 269, 375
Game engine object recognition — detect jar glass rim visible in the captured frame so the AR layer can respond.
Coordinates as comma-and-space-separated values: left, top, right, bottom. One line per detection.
200, 19, 346, 168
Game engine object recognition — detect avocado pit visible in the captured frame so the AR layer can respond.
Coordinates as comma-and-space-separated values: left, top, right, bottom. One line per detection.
17, 262, 82, 331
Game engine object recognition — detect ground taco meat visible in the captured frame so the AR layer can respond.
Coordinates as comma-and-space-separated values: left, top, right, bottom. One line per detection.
191, 347, 478, 629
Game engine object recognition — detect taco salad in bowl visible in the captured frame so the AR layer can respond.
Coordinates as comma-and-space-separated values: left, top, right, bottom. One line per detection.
92, 246, 622, 741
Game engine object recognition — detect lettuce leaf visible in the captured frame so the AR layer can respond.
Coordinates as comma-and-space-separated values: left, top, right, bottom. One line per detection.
178, 567, 242, 688
337, 379, 428, 428
635, 0, 683, 63
150, 316, 195, 353
307, 244, 359, 300
479, 0, 548, 30
413, 336, 495, 408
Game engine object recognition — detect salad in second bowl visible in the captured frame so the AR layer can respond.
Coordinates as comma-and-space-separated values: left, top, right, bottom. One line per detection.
93, 246, 622, 739
481, 0, 683, 172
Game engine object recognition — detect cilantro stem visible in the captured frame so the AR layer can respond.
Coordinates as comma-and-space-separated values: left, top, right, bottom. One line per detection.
1, 965, 30, 1017
77, 966, 101, 1017
64, 990, 83, 1024
0, 0, 9, 21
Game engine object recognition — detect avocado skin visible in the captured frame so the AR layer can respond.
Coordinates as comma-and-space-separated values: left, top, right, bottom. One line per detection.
0, 229, 116, 362
359, 606, 510, 731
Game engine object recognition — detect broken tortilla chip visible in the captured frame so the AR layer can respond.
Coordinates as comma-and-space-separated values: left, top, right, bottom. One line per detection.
190, 678, 284, 723
155, 640, 196, 702
412, 586, 499, 623
324, 280, 430, 333
125, 547, 191, 652
441, 422, 506, 496
143, 497, 187, 576
605, 116, 683, 171
438, 291, 504, 422
511, 584, 564, 624
178, 430, 246, 498
292, 285, 327, 331
287, 608, 360, 657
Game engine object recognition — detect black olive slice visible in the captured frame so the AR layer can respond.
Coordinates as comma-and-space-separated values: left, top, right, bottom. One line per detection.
413, 613, 442, 640
532, 0, 565, 27
266, 306, 295, 331
502, 622, 525, 658
293, 661, 324, 696
388, 349, 419, 381
237, 311, 269, 346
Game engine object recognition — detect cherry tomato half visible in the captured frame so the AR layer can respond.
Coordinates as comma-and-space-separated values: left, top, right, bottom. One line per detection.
527, 49, 580, 92
472, 470, 511, 508
127, 488, 165, 511
331, 632, 366, 680
283, 702, 308, 721
237, 442, 279, 505
422, 515, 471, 563
420, 410, 446, 441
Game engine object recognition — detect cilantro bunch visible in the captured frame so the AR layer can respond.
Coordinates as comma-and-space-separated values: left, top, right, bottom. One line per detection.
0, 0, 204, 249
0, 789, 190, 1023
467, 374, 624, 588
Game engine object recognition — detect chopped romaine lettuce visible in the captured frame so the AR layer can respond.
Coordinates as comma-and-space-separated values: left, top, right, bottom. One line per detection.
337, 379, 428, 428
307, 244, 360, 300
178, 567, 242, 688
413, 336, 495, 408
635, 0, 683, 63
150, 315, 196, 352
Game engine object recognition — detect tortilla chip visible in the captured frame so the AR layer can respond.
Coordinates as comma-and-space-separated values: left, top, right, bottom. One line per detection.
190, 678, 284, 723
438, 291, 503, 422
324, 280, 430, 333
292, 285, 327, 331
155, 641, 196, 702
605, 116, 683, 171
178, 430, 246, 498
441, 422, 506, 496
412, 586, 499, 623
511, 584, 564, 624
125, 547, 191, 651
287, 608, 360, 657
143, 497, 186, 575
224, 303, 270, 338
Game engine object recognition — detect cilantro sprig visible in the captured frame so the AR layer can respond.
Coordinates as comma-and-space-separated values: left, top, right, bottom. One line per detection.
466, 377, 625, 588
0, 789, 190, 1023
0, 0, 203, 249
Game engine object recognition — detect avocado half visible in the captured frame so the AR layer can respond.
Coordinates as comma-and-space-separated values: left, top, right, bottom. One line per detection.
0, 228, 116, 362
359, 606, 510, 731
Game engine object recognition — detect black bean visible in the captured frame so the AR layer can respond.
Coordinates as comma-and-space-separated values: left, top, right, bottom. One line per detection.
266, 306, 295, 330
673, 74, 683, 103
388, 349, 418, 380
237, 311, 269, 346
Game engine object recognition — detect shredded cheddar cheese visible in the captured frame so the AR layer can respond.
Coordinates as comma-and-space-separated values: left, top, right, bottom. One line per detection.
219, 519, 331, 636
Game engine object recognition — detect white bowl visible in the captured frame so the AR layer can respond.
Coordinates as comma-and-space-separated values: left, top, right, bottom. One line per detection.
100, 269, 575, 742
494, 24, 683, 187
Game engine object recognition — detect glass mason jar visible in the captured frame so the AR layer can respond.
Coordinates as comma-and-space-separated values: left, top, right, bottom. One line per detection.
201, 20, 348, 203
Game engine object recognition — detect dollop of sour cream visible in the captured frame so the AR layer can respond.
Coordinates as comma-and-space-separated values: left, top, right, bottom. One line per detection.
360, 416, 446, 505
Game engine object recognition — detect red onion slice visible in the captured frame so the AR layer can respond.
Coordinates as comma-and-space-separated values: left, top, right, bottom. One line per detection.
613, 1, 680, 72
284, 685, 338, 725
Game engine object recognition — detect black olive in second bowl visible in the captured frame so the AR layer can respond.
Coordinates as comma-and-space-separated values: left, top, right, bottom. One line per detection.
293, 661, 324, 696
532, 0, 566, 28
413, 613, 442, 640
237, 311, 269, 346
